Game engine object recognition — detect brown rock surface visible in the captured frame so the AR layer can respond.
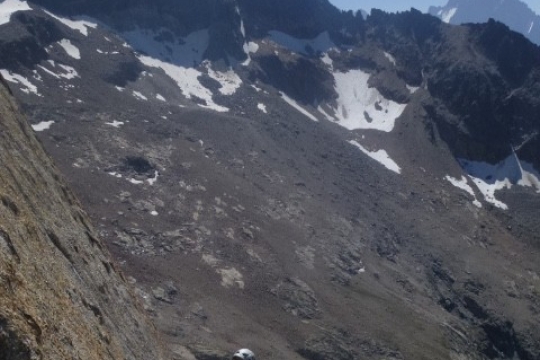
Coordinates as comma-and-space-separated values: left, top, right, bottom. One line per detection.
0, 78, 164, 359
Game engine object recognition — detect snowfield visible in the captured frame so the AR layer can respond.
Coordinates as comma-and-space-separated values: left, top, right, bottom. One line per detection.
0, 0, 31, 25
332, 70, 407, 132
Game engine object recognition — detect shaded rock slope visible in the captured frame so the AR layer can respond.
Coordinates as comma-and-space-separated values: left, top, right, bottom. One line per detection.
0, 79, 163, 359
1, 0, 540, 359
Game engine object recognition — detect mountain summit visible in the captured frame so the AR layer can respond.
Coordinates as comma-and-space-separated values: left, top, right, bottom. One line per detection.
429, 0, 540, 45
0, 0, 540, 359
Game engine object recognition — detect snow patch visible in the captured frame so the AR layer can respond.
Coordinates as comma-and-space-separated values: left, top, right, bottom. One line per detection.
406, 84, 420, 94
0, 0, 31, 25
445, 175, 482, 208
332, 70, 406, 132
31, 120, 54, 131
268, 31, 336, 55
132, 91, 148, 101
242, 41, 259, 66
0, 69, 41, 96
138, 55, 228, 112
441, 7, 458, 23
459, 153, 540, 210
206, 64, 242, 96
317, 106, 336, 122
58, 39, 81, 59
156, 93, 166, 101
105, 120, 124, 128
147, 171, 159, 185
349, 140, 401, 174
257, 103, 267, 113
529, 21, 534, 34
384, 51, 396, 66
38, 61, 79, 79
280, 92, 318, 122
44, 10, 97, 36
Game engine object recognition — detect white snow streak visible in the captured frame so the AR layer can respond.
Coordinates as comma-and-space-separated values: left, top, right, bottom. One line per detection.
332, 69, 406, 131
349, 140, 401, 174
38, 61, 79, 79
384, 52, 396, 66
31, 121, 54, 131
0, 0, 31, 25
156, 93, 166, 101
58, 39, 81, 59
44, 10, 97, 36
280, 92, 318, 122
529, 21, 534, 34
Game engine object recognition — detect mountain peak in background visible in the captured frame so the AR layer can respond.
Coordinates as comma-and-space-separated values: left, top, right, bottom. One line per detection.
429, 0, 540, 45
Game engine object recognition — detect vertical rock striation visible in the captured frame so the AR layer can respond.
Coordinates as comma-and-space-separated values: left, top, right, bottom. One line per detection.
0, 78, 163, 359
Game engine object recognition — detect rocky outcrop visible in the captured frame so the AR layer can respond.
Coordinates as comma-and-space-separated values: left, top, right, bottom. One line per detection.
0, 79, 163, 359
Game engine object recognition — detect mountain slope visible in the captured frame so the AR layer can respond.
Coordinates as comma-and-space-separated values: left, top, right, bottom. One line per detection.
429, 0, 540, 45
0, 0, 540, 359
0, 78, 164, 358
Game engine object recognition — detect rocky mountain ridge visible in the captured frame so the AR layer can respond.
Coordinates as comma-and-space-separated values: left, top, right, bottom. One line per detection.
429, 0, 540, 45
0, 0, 540, 359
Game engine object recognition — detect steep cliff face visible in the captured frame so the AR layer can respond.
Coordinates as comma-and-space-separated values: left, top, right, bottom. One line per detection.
0, 78, 163, 359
